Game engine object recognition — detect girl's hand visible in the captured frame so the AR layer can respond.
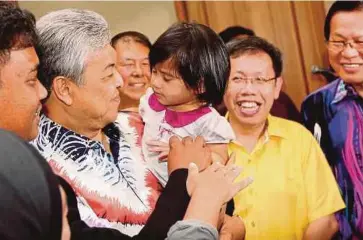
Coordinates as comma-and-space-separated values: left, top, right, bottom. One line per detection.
147, 140, 170, 160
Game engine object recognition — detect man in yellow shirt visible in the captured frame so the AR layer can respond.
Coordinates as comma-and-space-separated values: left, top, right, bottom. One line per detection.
224, 36, 345, 239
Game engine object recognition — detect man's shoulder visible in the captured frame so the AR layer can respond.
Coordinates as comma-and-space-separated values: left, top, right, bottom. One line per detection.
269, 116, 313, 140
303, 79, 340, 107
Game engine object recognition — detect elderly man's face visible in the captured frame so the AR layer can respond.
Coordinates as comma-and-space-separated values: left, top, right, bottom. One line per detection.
328, 10, 363, 92
224, 52, 282, 128
0, 47, 47, 140
72, 44, 122, 128
115, 41, 150, 108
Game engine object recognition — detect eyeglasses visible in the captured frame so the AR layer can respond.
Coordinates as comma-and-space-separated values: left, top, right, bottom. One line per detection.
327, 40, 363, 52
230, 76, 277, 86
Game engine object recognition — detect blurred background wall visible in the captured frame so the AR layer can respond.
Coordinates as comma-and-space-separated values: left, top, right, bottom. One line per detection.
19, 1, 177, 42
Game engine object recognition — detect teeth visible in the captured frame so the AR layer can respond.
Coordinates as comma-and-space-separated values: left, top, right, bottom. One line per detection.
342, 64, 360, 68
237, 101, 258, 108
242, 102, 257, 108
130, 83, 145, 87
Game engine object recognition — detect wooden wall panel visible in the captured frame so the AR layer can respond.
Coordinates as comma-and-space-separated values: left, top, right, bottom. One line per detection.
204, 2, 236, 32
292, 1, 329, 93
184, 1, 208, 25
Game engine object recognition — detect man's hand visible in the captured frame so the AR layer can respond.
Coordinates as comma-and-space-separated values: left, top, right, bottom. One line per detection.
219, 215, 245, 240
186, 153, 253, 201
183, 158, 253, 228
167, 136, 212, 175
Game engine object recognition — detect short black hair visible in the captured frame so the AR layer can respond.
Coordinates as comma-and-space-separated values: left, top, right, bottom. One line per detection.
219, 26, 255, 43
149, 22, 230, 105
0, 2, 37, 65
111, 31, 152, 49
227, 36, 283, 77
324, 1, 363, 41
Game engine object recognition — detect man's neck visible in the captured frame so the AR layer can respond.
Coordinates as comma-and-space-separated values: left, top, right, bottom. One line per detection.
229, 116, 267, 153
44, 99, 102, 140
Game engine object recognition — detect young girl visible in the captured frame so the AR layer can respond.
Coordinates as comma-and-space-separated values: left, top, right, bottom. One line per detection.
140, 22, 235, 186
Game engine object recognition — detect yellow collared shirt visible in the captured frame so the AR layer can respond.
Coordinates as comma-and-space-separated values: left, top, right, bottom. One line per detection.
229, 115, 345, 240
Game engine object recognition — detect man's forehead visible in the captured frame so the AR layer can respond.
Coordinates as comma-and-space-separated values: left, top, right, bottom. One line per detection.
116, 40, 149, 53
8, 47, 39, 70
331, 10, 363, 33
231, 53, 274, 74
85, 45, 115, 65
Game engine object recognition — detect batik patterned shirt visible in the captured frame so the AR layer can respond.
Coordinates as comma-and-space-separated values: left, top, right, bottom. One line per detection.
31, 113, 161, 237
302, 79, 363, 239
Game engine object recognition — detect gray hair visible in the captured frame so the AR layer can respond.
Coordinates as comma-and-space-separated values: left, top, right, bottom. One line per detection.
36, 9, 111, 90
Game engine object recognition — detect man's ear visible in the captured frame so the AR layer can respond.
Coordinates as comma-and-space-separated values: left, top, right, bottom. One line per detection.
274, 76, 283, 100
51, 76, 74, 106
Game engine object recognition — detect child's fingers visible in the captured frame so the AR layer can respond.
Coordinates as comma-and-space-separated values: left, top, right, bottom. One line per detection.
158, 151, 169, 161
146, 140, 168, 147
148, 146, 169, 152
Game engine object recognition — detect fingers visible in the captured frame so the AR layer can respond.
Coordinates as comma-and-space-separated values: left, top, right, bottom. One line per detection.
231, 177, 254, 197
207, 161, 224, 172
225, 152, 236, 167
182, 136, 193, 145
146, 140, 168, 147
158, 151, 169, 161
194, 136, 206, 147
169, 136, 181, 149
148, 145, 169, 152
224, 165, 243, 182
187, 162, 199, 183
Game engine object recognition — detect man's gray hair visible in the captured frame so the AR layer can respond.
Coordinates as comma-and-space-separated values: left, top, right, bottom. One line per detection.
36, 9, 111, 90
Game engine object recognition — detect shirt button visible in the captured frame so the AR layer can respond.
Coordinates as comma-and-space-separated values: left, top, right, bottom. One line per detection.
248, 188, 253, 195
251, 221, 256, 227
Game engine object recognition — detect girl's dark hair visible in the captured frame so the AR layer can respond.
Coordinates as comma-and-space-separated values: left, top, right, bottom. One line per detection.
324, 1, 363, 40
149, 22, 230, 105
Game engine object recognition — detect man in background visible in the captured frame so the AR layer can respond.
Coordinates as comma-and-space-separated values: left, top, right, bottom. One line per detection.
302, 1, 363, 239
217, 25, 300, 122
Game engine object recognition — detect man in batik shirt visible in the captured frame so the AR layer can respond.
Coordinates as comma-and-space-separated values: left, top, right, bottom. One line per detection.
32, 9, 160, 236
302, 1, 363, 239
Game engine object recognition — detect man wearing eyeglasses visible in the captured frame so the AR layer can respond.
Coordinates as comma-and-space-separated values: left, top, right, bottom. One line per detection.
301, 1, 363, 239
224, 36, 345, 239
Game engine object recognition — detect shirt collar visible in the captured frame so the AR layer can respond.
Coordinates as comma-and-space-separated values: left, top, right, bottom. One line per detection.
225, 112, 288, 141
39, 114, 120, 143
332, 79, 360, 104
148, 93, 211, 128
266, 115, 289, 139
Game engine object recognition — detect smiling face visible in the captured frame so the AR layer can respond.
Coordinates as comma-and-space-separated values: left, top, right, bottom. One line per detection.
0, 47, 48, 140
71, 44, 123, 129
224, 52, 282, 129
328, 10, 363, 92
114, 41, 150, 109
